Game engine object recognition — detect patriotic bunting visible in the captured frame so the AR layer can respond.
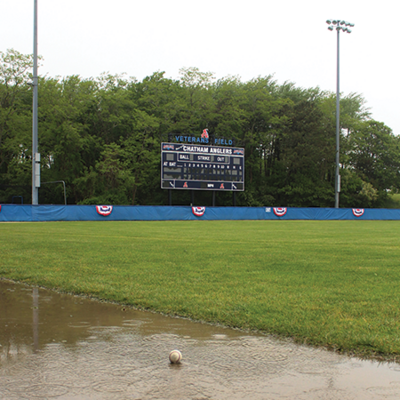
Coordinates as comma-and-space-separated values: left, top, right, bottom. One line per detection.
96, 205, 113, 216
352, 208, 365, 217
192, 206, 206, 217
273, 207, 287, 217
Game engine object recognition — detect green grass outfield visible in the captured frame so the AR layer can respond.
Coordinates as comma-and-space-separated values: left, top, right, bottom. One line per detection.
1, 220, 400, 361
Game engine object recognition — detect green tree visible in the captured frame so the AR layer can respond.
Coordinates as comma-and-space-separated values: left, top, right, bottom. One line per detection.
75, 143, 135, 205
344, 120, 400, 206
0, 49, 34, 203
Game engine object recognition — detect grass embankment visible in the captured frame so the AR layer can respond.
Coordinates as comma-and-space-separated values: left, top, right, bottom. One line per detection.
1, 220, 400, 360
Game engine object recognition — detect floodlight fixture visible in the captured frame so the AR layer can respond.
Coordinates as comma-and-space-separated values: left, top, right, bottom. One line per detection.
326, 19, 355, 208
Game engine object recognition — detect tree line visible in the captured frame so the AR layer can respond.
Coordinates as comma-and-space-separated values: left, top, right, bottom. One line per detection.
1, 49, 399, 207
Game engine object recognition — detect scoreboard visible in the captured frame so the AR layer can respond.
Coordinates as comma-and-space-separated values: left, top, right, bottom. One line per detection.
161, 142, 245, 191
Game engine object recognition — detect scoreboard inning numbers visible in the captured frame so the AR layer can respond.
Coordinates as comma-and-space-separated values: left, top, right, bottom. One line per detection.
161, 142, 245, 191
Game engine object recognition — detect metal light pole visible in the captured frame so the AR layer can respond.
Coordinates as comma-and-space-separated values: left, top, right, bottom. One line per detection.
326, 19, 354, 208
32, 0, 40, 204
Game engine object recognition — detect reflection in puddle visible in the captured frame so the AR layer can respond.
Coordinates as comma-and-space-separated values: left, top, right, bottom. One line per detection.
1, 280, 400, 399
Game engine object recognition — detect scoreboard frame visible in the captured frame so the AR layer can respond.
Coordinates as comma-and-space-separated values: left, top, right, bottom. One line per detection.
161, 142, 245, 191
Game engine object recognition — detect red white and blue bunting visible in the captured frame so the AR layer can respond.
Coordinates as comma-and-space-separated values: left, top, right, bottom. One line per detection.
192, 206, 206, 217
352, 208, 365, 217
273, 207, 287, 217
96, 205, 113, 216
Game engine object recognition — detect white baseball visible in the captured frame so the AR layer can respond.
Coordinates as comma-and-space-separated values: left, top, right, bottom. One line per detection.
169, 350, 182, 364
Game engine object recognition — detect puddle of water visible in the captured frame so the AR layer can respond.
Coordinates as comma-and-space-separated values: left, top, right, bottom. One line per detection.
1, 280, 400, 399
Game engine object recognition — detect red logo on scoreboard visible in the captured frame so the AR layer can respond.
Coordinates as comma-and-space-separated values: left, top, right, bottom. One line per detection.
220, 183, 224, 189
273, 207, 287, 217
201, 129, 209, 139
183, 182, 188, 188
352, 208, 365, 217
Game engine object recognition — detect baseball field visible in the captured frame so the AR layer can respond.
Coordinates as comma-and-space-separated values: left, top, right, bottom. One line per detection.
1, 220, 399, 361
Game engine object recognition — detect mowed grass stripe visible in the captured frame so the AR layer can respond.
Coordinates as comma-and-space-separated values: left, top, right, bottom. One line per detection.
1, 220, 400, 360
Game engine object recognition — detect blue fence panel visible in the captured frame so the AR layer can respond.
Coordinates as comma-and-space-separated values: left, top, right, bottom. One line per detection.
0, 205, 32, 221
1, 204, 400, 222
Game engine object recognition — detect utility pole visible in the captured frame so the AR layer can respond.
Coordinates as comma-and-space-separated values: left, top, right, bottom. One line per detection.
32, 0, 40, 204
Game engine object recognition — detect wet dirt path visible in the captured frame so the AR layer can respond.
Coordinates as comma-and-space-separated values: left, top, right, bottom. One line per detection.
1, 280, 400, 399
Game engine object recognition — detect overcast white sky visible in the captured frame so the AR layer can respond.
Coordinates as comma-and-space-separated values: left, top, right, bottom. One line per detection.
1, 0, 399, 134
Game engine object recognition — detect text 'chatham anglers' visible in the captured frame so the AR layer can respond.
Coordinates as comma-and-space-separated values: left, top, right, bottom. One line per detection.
180, 145, 233, 154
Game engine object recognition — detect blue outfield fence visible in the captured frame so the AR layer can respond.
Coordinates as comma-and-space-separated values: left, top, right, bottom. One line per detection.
1, 204, 400, 222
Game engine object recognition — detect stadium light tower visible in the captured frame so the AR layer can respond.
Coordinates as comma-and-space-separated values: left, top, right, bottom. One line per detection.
326, 19, 354, 208
32, 0, 40, 204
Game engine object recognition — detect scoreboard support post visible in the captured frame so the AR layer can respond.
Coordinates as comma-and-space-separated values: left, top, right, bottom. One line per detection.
212, 191, 216, 207
233, 191, 236, 207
